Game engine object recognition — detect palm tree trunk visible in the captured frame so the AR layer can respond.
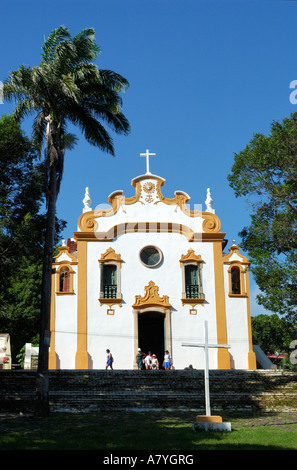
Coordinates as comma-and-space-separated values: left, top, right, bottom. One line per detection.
35, 160, 58, 416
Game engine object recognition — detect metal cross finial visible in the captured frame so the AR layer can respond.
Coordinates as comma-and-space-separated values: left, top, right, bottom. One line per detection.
140, 149, 156, 174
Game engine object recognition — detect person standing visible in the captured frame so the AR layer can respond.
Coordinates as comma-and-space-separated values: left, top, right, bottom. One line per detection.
163, 350, 172, 370
106, 349, 113, 370
136, 348, 146, 370
144, 351, 153, 370
151, 354, 159, 370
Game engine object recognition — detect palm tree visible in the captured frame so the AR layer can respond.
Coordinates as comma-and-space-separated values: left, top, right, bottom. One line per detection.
4, 26, 130, 415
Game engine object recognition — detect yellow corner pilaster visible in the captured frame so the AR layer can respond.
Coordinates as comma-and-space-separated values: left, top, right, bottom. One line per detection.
213, 241, 231, 369
48, 272, 57, 369
75, 240, 89, 369
245, 267, 257, 369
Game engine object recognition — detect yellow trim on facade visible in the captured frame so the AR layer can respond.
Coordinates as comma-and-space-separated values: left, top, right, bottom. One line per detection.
98, 247, 123, 264
77, 175, 221, 235
77, 182, 142, 232
54, 244, 77, 264
132, 281, 172, 309
179, 249, 203, 264
98, 247, 123, 307
48, 271, 57, 369
227, 263, 247, 297
223, 243, 249, 265
55, 262, 75, 295
98, 298, 122, 308
179, 249, 205, 308
213, 241, 231, 369
244, 266, 257, 369
132, 307, 172, 369
57, 175, 254, 371
223, 242, 256, 369
75, 240, 89, 369
132, 277, 172, 369
181, 298, 204, 307
74, 224, 226, 244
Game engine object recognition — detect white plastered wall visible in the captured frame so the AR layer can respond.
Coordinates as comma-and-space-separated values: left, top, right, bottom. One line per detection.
52, 176, 253, 370
86, 232, 220, 370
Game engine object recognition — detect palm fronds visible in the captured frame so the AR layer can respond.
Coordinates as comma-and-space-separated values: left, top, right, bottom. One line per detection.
3, 25, 130, 188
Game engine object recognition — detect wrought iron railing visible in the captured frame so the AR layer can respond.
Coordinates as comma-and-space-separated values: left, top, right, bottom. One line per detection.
186, 284, 200, 299
103, 284, 117, 298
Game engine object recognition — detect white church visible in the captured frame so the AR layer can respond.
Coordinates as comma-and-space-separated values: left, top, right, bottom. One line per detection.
49, 150, 257, 371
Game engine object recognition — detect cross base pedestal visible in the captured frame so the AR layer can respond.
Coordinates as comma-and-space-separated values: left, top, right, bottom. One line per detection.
193, 415, 232, 432
196, 415, 222, 423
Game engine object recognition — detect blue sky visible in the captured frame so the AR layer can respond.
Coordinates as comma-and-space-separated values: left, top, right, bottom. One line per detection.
1, 0, 297, 316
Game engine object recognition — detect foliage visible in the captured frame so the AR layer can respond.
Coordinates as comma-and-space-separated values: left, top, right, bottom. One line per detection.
3, 26, 130, 412
0, 114, 43, 272
3, 25, 130, 193
251, 314, 297, 354
228, 113, 297, 322
0, 115, 65, 361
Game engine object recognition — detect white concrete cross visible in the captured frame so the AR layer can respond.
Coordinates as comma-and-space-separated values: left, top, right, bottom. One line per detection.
140, 149, 156, 174
182, 320, 230, 416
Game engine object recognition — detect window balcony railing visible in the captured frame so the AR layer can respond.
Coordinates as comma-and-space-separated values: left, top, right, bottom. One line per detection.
186, 284, 200, 299
103, 284, 117, 299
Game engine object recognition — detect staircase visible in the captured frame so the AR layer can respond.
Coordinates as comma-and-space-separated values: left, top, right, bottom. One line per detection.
1, 369, 297, 413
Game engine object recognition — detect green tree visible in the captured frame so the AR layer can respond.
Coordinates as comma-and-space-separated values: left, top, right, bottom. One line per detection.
251, 314, 296, 355
3, 26, 130, 415
0, 114, 43, 276
0, 114, 65, 360
228, 113, 297, 322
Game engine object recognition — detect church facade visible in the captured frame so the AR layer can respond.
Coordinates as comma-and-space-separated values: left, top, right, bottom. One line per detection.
49, 151, 257, 371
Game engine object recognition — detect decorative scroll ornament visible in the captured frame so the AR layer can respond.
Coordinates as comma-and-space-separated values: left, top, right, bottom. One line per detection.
223, 240, 249, 265
132, 281, 171, 309
54, 243, 77, 264
77, 174, 221, 234
142, 181, 156, 203
143, 181, 156, 194
179, 249, 203, 264
98, 247, 123, 264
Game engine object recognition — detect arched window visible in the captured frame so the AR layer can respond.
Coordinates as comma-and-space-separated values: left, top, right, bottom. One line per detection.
98, 247, 123, 308
56, 264, 74, 295
103, 264, 117, 299
59, 267, 70, 292
227, 264, 246, 297
179, 250, 204, 308
231, 267, 241, 295
185, 265, 200, 298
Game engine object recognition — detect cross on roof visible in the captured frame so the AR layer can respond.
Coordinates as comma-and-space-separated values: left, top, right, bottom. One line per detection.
140, 149, 156, 174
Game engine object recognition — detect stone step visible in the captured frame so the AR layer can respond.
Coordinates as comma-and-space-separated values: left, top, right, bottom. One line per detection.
1, 369, 297, 413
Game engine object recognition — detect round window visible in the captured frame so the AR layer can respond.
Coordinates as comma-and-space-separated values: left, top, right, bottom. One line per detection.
139, 246, 162, 268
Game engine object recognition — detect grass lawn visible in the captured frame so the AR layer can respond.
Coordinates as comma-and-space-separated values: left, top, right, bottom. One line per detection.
1, 410, 297, 451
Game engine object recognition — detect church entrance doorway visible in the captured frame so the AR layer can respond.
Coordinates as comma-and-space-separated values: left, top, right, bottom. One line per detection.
138, 312, 165, 369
